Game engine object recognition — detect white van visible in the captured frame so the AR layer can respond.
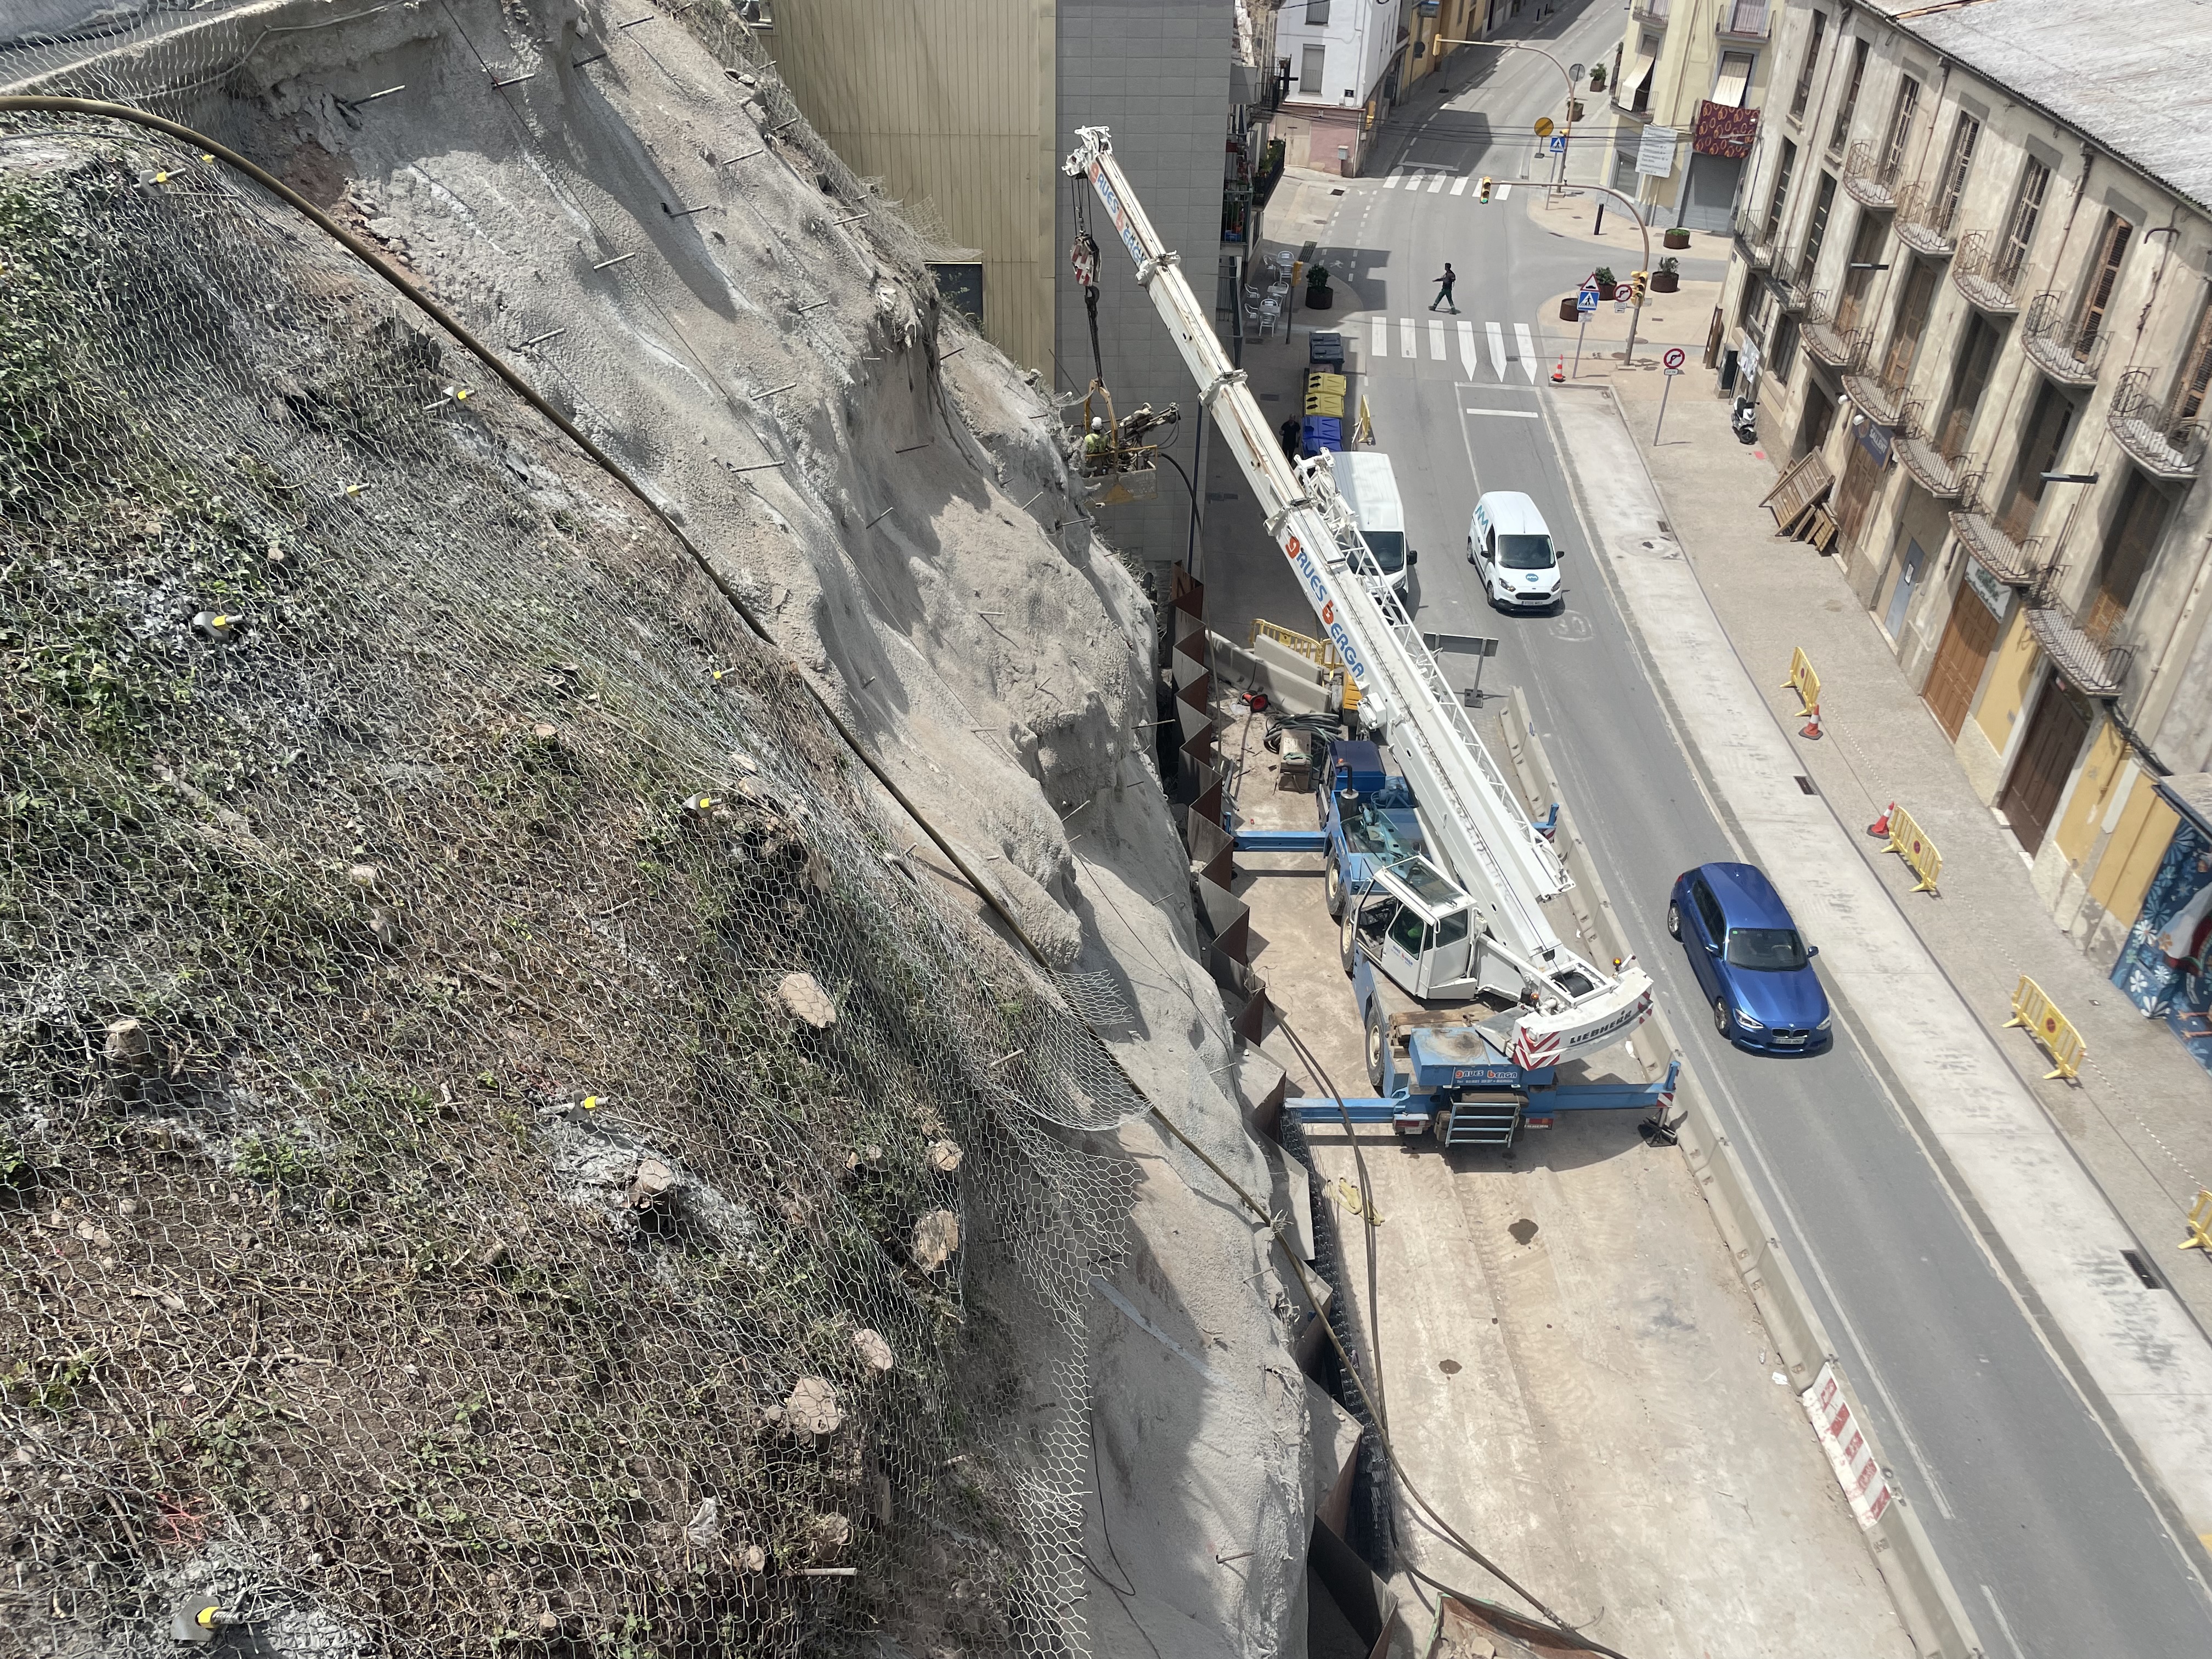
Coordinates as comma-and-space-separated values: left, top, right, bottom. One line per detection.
1467, 490, 1564, 611
1325, 451, 1417, 604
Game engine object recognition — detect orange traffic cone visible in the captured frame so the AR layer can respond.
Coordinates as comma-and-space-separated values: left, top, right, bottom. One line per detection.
1551, 356, 1565, 383
1866, 800, 1894, 838
1799, 703, 1824, 740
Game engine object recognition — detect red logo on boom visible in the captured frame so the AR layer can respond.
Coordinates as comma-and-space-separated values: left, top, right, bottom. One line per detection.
1284, 536, 1301, 560
1321, 601, 1335, 626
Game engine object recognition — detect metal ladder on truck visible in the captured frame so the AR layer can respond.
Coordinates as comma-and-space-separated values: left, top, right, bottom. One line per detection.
1064, 125, 1656, 1081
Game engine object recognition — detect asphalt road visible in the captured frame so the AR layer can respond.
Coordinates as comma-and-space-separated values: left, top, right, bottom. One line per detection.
1278, 4, 2212, 1654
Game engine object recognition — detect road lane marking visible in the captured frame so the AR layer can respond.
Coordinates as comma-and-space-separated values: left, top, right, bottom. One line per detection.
1515, 322, 1539, 382
1399, 318, 1417, 358
1485, 320, 1507, 380
1463, 407, 1542, 417
1428, 318, 1447, 359
1426, 172, 1447, 194
1457, 319, 1478, 380
1371, 315, 1389, 358
1979, 1586, 2029, 1659
1451, 175, 1470, 196
1497, 182, 1513, 201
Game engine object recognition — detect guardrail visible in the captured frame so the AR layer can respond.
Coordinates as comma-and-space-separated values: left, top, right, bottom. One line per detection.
1883, 804, 1942, 895
1502, 691, 1984, 1659
2005, 974, 2086, 1080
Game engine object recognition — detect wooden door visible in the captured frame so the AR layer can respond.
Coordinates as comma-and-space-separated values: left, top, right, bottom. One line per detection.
1922, 582, 2000, 738
1835, 436, 1881, 551
1999, 675, 2091, 856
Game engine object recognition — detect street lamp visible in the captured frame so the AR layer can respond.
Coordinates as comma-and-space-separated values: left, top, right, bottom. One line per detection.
2041, 472, 2100, 484
1848, 262, 1891, 271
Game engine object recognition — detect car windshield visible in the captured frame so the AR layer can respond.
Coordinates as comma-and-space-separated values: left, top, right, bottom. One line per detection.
1359, 529, 1406, 573
1498, 533, 1555, 570
1726, 927, 1808, 970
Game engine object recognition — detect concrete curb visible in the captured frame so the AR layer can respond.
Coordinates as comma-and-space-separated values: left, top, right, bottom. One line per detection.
1500, 695, 1984, 1659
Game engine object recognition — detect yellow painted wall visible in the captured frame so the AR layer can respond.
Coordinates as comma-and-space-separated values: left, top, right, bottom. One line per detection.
773, 0, 1058, 375
2052, 720, 2126, 866
2088, 778, 2182, 928
1973, 609, 2040, 757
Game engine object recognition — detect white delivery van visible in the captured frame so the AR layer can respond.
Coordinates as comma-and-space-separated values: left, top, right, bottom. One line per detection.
1325, 451, 1417, 605
1467, 490, 1564, 611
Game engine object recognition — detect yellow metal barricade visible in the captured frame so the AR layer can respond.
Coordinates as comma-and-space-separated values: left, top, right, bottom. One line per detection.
1781, 646, 1821, 719
2182, 1189, 2212, 1254
2005, 974, 2086, 1080
1248, 618, 1361, 711
1352, 395, 1375, 446
1884, 804, 1942, 895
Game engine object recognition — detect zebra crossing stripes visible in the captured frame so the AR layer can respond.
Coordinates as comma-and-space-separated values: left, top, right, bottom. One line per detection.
1398, 318, 1417, 358
1457, 319, 1477, 380
1370, 315, 1389, 358
1514, 323, 1539, 383
1427, 318, 1447, 360
1339, 316, 1558, 384
1451, 175, 1469, 196
1485, 321, 1506, 380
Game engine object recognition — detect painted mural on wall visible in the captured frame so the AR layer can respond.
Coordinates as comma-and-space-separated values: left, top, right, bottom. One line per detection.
2113, 816, 2212, 1075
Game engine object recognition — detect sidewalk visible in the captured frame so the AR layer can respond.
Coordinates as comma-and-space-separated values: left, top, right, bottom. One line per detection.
1560, 337, 2212, 1338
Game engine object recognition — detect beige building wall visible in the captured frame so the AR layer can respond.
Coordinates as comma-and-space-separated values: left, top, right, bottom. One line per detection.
774, 0, 1059, 375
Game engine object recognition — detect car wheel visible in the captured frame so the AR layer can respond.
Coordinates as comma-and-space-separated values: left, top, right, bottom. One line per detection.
1339, 908, 1359, 975
1712, 997, 1730, 1038
1324, 850, 1345, 919
1364, 1001, 1387, 1089
1666, 900, 1681, 940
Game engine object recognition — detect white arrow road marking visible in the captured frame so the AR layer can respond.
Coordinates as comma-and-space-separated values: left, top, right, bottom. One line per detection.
1429, 318, 1447, 359
1486, 320, 1507, 380
1451, 175, 1470, 196
1515, 322, 1539, 382
1400, 318, 1417, 358
1457, 319, 1478, 379
1370, 315, 1389, 358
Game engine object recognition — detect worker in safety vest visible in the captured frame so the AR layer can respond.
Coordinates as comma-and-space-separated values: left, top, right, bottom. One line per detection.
1082, 416, 1111, 471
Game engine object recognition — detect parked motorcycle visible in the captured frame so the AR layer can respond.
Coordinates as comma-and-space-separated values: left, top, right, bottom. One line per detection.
1730, 397, 1758, 445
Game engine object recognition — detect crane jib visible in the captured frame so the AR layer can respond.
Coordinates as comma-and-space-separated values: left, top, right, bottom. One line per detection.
1283, 535, 1372, 691
1086, 163, 1149, 272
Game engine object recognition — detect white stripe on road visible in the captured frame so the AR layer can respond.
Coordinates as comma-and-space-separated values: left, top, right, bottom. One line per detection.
1451, 175, 1470, 196
1515, 322, 1539, 382
1496, 183, 1513, 201
1385, 169, 1404, 189
1426, 172, 1447, 193
1457, 319, 1478, 380
1485, 320, 1506, 380
1463, 407, 1542, 418
1399, 318, 1417, 358
1428, 318, 1447, 359
1370, 315, 1389, 358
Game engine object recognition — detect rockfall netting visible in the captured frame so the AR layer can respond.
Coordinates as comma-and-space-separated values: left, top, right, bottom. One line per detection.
0, 114, 1147, 1659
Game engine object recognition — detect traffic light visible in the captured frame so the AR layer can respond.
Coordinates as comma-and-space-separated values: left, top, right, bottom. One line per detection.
1478, 176, 1493, 204
1628, 269, 1649, 307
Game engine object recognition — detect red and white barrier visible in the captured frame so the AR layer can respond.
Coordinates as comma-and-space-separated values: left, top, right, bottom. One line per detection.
1802, 1362, 1894, 1528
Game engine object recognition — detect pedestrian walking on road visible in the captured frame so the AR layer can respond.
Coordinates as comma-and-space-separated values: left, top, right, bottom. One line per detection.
1430, 263, 1458, 313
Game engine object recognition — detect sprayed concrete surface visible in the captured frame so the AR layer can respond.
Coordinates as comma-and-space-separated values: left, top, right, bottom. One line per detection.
1218, 710, 1911, 1658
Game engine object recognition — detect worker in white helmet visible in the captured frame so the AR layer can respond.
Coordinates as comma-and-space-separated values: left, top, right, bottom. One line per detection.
1081, 415, 1111, 472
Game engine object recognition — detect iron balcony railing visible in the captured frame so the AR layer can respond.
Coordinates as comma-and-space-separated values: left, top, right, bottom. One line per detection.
1894, 399, 1971, 499
1733, 202, 1776, 269
2024, 569, 2134, 698
1951, 230, 2022, 314
1893, 180, 1958, 257
1718, 0, 1769, 37
2021, 292, 2106, 386
1803, 293, 1854, 366
1842, 139, 1902, 210
2107, 366, 2207, 478
1632, 0, 1670, 20
1769, 244, 1812, 312
1950, 500, 2042, 587
1840, 329, 1901, 424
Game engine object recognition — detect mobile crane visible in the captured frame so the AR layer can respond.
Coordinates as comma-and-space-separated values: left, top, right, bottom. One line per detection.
1065, 128, 1669, 1147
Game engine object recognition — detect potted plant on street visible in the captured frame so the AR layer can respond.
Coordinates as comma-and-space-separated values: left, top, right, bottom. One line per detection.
1652, 255, 1680, 294
1558, 294, 1580, 322
1663, 225, 1692, 250
1593, 265, 1617, 300
1588, 64, 1607, 92
1305, 262, 1333, 310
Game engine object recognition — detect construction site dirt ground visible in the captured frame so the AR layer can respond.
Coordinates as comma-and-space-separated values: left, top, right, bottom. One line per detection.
1214, 708, 1911, 1657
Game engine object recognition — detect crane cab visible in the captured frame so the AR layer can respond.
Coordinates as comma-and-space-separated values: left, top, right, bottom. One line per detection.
1339, 856, 1482, 1001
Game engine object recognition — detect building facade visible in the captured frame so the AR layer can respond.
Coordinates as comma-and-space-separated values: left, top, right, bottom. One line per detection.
1606, 0, 1777, 232
1718, 0, 2212, 1033
1267, 0, 1399, 172
774, 0, 1267, 569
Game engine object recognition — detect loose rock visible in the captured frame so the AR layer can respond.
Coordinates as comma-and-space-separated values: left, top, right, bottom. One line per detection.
782, 1375, 843, 1436
926, 1138, 963, 1173
777, 972, 836, 1029
911, 1209, 960, 1272
851, 1329, 893, 1372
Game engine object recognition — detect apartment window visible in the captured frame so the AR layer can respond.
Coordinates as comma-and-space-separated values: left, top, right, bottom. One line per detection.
1938, 311, 2001, 458
2074, 211, 2134, 348
1629, 31, 1660, 112
1760, 138, 1799, 244
1713, 52, 1756, 109
1801, 172, 1838, 276
1999, 379, 2076, 541
1299, 43, 1325, 94
1770, 312, 1802, 383
2172, 300, 2212, 426
1304, 0, 1330, 23
1788, 10, 1827, 122
1879, 77, 1920, 180
1828, 39, 1869, 153
1931, 114, 1980, 234
1879, 258, 1937, 388
1836, 210, 1887, 331
1995, 157, 2051, 286
2084, 470, 2173, 645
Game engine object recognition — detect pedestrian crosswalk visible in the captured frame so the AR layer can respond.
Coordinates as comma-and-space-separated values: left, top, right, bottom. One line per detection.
1342, 314, 1542, 384
1381, 168, 1511, 200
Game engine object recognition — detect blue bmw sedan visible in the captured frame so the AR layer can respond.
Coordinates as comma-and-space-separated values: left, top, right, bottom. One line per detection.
1667, 862, 1833, 1054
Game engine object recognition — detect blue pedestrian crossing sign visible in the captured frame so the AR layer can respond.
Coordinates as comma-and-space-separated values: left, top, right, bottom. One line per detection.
1576, 283, 1599, 315
1548, 134, 1567, 155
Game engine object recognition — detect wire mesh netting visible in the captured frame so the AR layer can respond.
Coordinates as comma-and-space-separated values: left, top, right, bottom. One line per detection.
0, 110, 1147, 1659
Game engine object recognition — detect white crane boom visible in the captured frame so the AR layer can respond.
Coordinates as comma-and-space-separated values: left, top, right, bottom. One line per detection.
1065, 127, 1652, 1065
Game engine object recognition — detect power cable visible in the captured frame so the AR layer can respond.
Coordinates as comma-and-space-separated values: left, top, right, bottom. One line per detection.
3, 94, 1643, 1659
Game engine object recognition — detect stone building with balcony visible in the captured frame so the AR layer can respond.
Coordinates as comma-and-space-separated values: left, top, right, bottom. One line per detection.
1606, 0, 1776, 231
1716, 0, 2212, 993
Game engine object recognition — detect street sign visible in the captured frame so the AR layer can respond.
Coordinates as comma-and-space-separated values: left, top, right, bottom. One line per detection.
1636, 125, 1678, 177
1577, 285, 1599, 315
1569, 61, 1585, 82
1662, 346, 1686, 370
1533, 116, 1555, 138
1423, 633, 1500, 658
1548, 134, 1567, 155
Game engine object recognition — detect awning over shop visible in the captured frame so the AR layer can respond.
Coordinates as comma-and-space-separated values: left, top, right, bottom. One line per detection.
1627, 50, 1657, 110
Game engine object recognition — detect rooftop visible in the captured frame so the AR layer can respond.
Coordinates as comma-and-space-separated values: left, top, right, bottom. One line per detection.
1869, 0, 2212, 214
